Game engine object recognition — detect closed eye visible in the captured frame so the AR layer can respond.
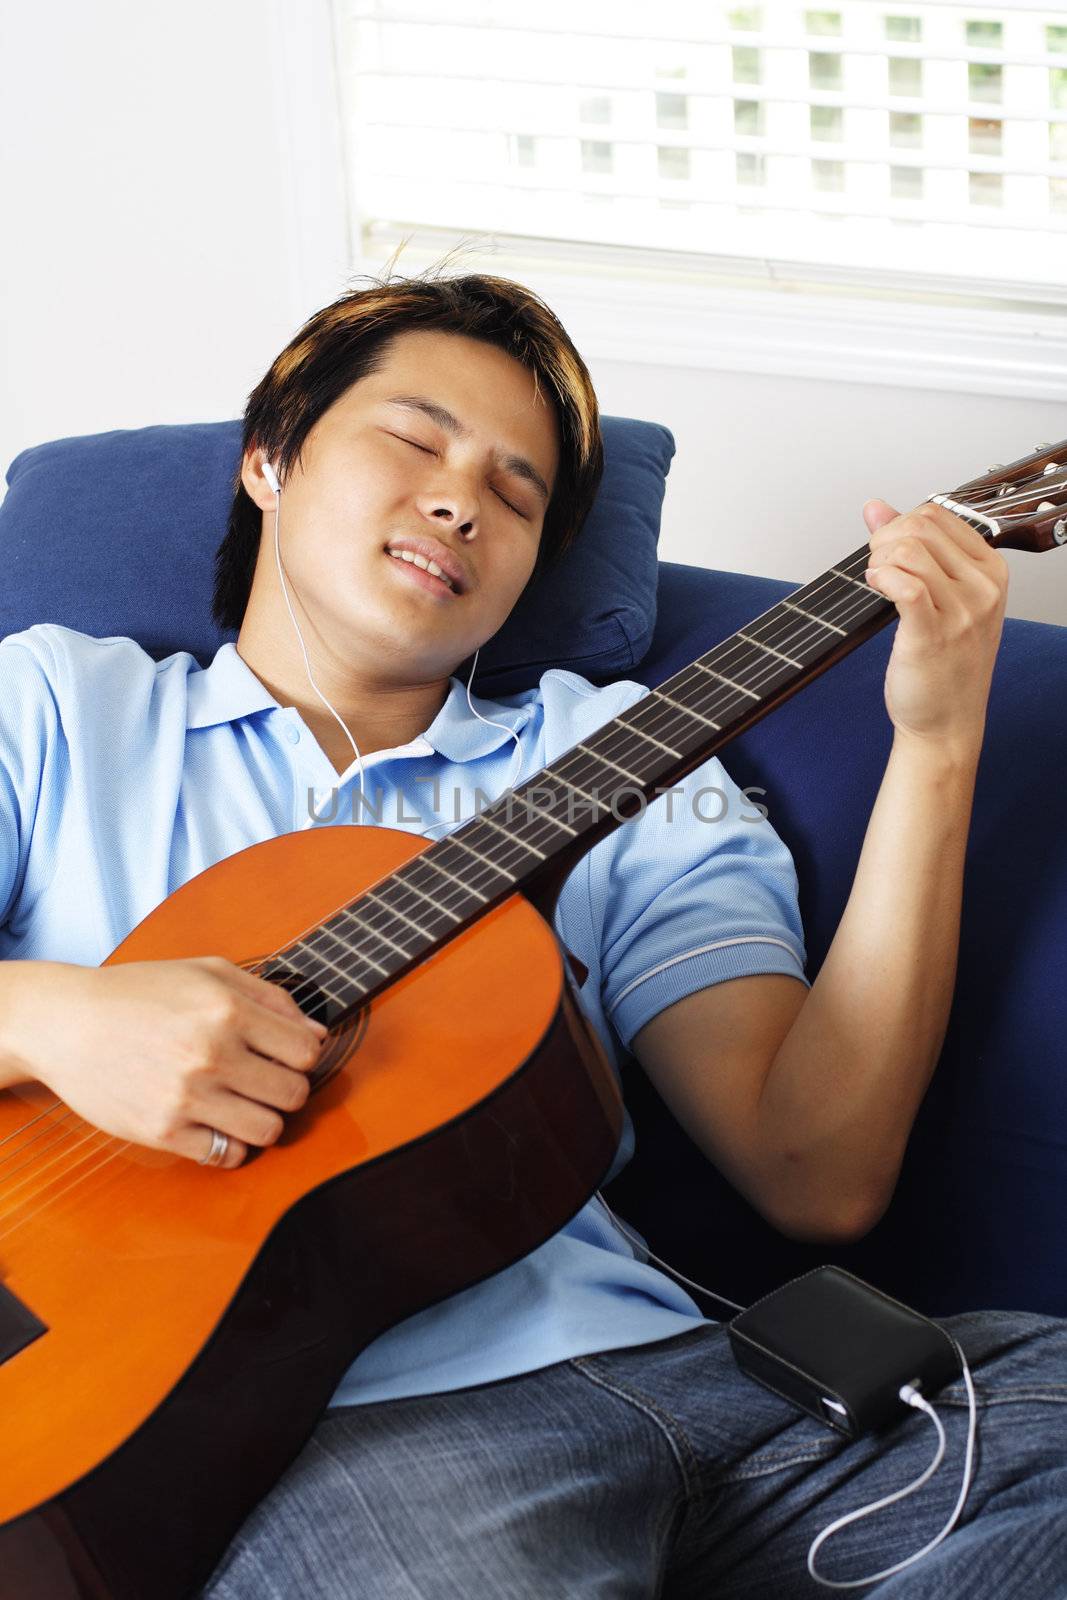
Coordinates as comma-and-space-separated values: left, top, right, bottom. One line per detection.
389, 433, 527, 518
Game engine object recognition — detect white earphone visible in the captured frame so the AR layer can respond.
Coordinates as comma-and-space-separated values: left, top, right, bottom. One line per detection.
259, 458, 523, 829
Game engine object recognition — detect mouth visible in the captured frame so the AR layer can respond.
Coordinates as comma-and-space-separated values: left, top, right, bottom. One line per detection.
384, 547, 460, 598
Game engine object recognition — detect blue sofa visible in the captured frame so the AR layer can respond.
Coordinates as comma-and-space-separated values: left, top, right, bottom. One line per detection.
605, 561, 1067, 1323
3, 418, 1065, 1326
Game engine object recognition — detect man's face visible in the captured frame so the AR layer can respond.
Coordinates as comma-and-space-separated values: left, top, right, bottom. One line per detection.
241, 327, 561, 680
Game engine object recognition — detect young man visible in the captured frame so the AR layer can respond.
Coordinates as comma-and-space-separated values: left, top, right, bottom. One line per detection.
1, 271, 1065, 1596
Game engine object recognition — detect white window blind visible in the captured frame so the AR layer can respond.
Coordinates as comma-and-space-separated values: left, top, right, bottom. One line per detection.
332, 0, 1067, 300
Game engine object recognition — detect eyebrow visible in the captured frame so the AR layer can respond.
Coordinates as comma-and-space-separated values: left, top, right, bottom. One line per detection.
383, 393, 552, 506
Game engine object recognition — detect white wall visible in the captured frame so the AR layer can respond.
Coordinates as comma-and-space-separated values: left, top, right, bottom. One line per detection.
0, 1, 300, 481
592, 359, 1067, 625
2, 0, 1065, 627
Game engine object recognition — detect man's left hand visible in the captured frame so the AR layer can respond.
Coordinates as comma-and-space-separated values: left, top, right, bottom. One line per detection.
862, 497, 1010, 755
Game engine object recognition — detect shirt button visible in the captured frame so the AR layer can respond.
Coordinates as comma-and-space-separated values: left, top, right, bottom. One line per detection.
284, 724, 300, 745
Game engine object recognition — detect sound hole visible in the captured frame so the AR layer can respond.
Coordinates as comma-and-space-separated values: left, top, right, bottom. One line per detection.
255, 962, 368, 1093
254, 961, 334, 1030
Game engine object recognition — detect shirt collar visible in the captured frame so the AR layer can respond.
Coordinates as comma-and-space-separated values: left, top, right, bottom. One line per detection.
186, 643, 533, 764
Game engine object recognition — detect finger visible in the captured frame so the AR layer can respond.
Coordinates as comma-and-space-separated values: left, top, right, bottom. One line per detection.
241, 1007, 327, 1076
911, 502, 1001, 565
862, 498, 901, 536
870, 525, 974, 590
206, 956, 328, 1035
224, 1048, 313, 1115
864, 559, 937, 617
198, 1085, 288, 1152
172, 1122, 250, 1170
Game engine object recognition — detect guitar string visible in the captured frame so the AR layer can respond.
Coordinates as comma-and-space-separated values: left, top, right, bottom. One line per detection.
0, 550, 938, 1239
0, 525, 1017, 1223
0, 481, 1051, 1233
0, 542, 892, 1188
231, 543, 901, 1002
0, 499, 1023, 1203
0, 500, 1040, 1228
232, 488, 1046, 1010
5, 483, 1041, 1160
0, 547, 871, 1121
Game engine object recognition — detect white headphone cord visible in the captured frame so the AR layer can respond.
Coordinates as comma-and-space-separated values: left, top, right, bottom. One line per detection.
272, 468, 976, 1588
272, 480, 369, 814
805, 1349, 977, 1589
593, 1191, 977, 1589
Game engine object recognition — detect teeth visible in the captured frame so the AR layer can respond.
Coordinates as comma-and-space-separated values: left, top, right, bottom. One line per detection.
387, 548, 455, 590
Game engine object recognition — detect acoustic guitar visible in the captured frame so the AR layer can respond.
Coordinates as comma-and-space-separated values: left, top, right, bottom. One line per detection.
1, 442, 1064, 1598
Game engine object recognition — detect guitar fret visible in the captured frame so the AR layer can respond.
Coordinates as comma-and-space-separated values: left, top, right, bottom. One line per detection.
520, 792, 581, 833
419, 853, 490, 902
615, 721, 683, 758
388, 872, 463, 923
351, 915, 414, 961
574, 740, 641, 784
477, 811, 547, 859
737, 628, 804, 669
656, 688, 722, 731
362, 887, 431, 940
305, 928, 389, 982
695, 661, 761, 702
284, 947, 353, 1005
449, 833, 521, 882
782, 599, 847, 636
305, 914, 393, 981
830, 566, 871, 594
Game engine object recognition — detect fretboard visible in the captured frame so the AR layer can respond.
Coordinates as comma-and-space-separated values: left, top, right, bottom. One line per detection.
258, 539, 909, 1019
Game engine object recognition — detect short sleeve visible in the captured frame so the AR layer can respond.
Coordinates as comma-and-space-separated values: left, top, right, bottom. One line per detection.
0, 636, 62, 929
590, 739, 810, 1052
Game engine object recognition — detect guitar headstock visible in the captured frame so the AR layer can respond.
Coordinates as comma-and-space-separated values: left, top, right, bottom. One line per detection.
929, 437, 1067, 552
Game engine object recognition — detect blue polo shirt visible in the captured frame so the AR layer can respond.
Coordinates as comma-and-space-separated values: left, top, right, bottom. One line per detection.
0, 622, 810, 1407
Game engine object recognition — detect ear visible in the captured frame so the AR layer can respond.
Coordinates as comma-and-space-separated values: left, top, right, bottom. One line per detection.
240, 448, 277, 513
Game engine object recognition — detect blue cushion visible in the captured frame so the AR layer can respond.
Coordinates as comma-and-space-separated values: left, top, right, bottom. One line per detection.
0, 416, 673, 694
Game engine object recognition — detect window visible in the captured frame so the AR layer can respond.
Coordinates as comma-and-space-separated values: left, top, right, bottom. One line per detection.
335, 1, 1067, 300
889, 111, 923, 148
811, 104, 843, 141
580, 140, 613, 175
655, 92, 689, 130
736, 99, 766, 136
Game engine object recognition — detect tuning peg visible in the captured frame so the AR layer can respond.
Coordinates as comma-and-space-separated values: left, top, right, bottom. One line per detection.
1055, 519, 1066, 545
1043, 462, 1060, 474
987, 462, 1004, 471
1035, 442, 1053, 450
1036, 500, 1058, 513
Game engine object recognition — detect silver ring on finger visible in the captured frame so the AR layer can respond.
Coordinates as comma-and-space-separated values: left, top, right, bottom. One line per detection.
198, 1127, 230, 1167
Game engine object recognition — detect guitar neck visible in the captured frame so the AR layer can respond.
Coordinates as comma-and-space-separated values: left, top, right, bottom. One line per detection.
261, 540, 899, 1018
252, 436, 1067, 1021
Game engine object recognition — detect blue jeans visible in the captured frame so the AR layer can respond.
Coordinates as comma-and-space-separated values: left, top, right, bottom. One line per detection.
199, 1307, 1067, 1597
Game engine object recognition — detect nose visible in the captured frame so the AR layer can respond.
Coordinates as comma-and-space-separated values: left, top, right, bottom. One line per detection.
426, 504, 477, 543
416, 486, 478, 542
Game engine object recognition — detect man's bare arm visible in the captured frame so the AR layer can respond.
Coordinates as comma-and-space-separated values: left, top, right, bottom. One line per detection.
633, 498, 1009, 1244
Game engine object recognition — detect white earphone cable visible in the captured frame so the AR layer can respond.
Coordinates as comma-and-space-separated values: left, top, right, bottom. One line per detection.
270, 472, 368, 813
267, 460, 977, 1589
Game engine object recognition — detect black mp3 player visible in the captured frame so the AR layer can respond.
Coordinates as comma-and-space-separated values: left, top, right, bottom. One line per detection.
727, 1265, 964, 1439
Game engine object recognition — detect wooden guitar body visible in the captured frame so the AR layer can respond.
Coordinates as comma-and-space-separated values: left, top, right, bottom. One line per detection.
0, 824, 624, 1599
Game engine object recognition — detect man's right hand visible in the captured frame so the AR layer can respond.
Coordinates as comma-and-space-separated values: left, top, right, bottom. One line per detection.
1, 955, 329, 1168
